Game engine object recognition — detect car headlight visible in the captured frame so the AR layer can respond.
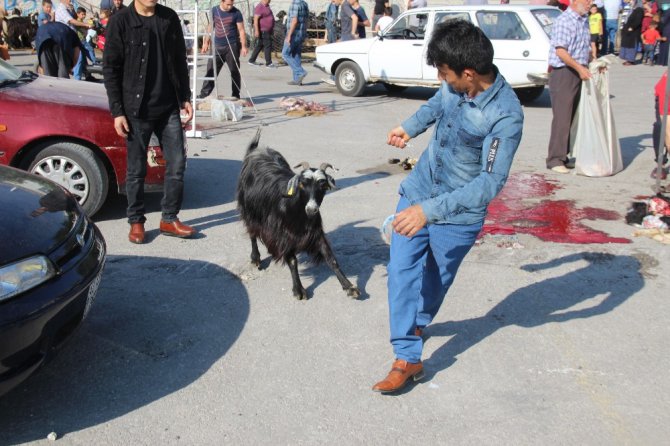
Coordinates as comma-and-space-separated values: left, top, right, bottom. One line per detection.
0, 256, 56, 302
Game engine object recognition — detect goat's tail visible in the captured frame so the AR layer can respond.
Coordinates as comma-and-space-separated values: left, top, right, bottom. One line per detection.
246, 126, 262, 156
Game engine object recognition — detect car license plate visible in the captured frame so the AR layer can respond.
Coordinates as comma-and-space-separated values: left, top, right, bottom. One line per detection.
83, 269, 103, 320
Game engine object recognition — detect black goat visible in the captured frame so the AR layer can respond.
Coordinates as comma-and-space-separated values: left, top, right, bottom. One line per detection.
237, 128, 360, 300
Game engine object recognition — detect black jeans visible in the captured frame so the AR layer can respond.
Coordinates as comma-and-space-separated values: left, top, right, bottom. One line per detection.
126, 110, 186, 224
249, 30, 273, 65
199, 42, 241, 98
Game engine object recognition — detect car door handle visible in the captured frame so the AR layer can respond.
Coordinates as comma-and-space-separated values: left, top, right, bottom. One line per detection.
412, 43, 422, 46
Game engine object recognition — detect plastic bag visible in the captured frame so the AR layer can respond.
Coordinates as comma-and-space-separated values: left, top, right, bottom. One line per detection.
569, 56, 623, 177
210, 99, 243, 122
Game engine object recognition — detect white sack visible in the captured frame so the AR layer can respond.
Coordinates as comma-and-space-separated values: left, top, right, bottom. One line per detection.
569, 56, 623, 177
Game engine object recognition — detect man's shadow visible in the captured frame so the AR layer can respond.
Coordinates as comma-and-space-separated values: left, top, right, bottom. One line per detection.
423, 252, 643, 380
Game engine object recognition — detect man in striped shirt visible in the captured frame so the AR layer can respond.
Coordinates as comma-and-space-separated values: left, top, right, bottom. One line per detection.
546, 0, 593, 174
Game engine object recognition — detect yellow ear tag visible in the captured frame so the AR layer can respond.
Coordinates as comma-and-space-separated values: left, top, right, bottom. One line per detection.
287, 187, 294, 196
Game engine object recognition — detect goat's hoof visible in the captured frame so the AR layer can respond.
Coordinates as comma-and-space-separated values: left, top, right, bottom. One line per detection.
346, 287, 361, 299
293, 288, 308, 300
250, 259, 261, 269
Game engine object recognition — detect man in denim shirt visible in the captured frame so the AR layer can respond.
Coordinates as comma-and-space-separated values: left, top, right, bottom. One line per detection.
372, 20, 523, 394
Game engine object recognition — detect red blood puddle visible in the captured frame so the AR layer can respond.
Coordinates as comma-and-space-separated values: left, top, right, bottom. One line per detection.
482, 172, 630, 244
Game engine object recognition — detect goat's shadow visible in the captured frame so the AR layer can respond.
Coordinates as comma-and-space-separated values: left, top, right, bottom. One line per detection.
422, 252, 643, 381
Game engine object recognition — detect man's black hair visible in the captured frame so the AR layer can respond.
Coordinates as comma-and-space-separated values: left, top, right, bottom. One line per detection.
76, 6, 86, 14
426, 20, 494, 76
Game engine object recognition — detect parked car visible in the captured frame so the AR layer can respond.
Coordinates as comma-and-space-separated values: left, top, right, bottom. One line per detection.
0, 164, 106, 397
315, 5, 561, 102
0, 58, 165, 216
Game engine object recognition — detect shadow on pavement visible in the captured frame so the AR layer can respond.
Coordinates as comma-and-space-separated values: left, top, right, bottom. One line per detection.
424, 252, 643, 379
0, 256, 249, 444
299, 220, 389, 301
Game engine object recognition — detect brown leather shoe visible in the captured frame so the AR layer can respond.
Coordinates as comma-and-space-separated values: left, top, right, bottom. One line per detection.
129, 223, 145, 244
372, 359, 424, 393
159, 219, 196, 238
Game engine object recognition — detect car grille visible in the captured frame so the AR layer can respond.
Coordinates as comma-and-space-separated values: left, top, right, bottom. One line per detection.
50, 216, 94, 272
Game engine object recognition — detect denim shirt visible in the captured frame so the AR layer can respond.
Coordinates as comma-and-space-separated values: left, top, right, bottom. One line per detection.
399, 69, 524, 225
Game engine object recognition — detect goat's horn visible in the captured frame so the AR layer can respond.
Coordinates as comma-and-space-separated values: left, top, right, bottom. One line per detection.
293, 162, 310, 170
319, 163, 334, 172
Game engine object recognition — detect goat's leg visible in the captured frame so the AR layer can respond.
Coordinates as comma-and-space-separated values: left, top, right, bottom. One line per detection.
287, 254, 308, 300
320, 238, 361, 299
250, 236, 261, 268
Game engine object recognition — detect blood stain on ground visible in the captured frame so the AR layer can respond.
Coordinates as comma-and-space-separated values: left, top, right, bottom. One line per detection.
483, 172, 630, 244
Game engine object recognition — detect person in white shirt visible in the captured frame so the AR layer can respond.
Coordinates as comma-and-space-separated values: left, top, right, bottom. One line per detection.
375, 6, 393, 34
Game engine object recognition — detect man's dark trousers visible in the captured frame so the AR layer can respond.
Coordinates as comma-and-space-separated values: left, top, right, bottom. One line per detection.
199, 42, 241, 98
547, 66, 582, 169
249, 30, 273, 65
126, 110, 186, 224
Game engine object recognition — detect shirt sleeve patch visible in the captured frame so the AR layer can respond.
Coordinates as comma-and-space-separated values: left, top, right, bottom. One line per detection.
486, 138, 500, 173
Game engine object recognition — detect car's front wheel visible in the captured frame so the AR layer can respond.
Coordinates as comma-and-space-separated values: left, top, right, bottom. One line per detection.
25, 142, 109, 216
335, 61, 366, 97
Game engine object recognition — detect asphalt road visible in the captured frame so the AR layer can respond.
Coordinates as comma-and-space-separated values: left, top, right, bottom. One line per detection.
1, 50, 669, 445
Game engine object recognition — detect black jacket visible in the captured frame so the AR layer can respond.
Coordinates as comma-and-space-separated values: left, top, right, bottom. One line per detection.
103, 2, 190, 119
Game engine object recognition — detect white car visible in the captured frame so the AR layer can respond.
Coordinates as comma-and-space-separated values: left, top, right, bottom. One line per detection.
315, 5, 561, 102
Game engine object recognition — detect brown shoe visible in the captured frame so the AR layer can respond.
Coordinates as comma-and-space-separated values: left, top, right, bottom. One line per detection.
129, 223, 145, 244
372, 359, 424, 393
160, 219, 196, 238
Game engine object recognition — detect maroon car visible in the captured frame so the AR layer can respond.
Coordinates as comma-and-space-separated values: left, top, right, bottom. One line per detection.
0, 58, 165, 216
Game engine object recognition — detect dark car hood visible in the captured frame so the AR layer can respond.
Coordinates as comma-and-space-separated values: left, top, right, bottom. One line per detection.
0, 166, 78, 266
2, 75, 109, 110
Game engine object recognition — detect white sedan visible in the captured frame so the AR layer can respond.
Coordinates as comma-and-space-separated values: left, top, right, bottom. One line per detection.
315, 5, 561, 102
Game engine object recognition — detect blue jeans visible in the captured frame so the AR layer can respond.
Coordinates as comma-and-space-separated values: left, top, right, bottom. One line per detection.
387, 196, 483, 363
281, 39, 306, 82
604, 19, 618, 54
82, 41, 97, 64
643, 44, 655, 63
72, 49, 86, 80
126, 110, 186, 224
326, 22, 337, 43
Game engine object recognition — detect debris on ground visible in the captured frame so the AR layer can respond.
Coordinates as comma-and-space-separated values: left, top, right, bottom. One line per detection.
626, 194, 670, 243
388, 157, 417, 170
475, 233, 525, 249
47, 432, 58, 441
279, 96, 330, 116
195, 96, 252, 111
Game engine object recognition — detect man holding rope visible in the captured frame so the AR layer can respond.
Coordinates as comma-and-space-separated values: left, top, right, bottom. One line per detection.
198, 0, 248, 100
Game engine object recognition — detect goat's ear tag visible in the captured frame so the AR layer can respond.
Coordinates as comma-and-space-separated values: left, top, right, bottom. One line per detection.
287, 186, 294, 196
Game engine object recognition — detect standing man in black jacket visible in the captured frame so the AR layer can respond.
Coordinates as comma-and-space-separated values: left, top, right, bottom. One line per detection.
103, 0, 196, 244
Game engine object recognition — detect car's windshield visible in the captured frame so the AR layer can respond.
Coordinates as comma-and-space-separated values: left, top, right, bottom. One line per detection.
0, 59, 37, 88
532, 8, 562, 37
477, 11, 530, 40
0, 58, 23, 82
382, 12, 428, 40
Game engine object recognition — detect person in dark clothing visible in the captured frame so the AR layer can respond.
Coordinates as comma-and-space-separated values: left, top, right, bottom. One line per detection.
620, 0, 644, 64
103, 0, 196, 244
657, 8, 670, 66
35, 21, 82, 78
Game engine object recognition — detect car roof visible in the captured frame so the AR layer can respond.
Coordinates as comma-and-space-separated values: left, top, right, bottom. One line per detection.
407, 5, 560, 12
